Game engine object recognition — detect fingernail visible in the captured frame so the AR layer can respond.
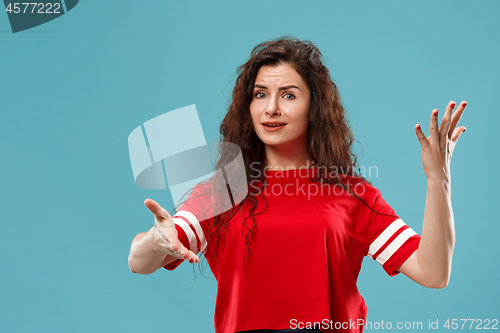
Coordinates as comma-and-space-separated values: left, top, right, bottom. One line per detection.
416, 124, 421, 130
434, 110, 439, 116
463, 101, 467, 107
463, 127, 466, 132
450, 102, 456, 108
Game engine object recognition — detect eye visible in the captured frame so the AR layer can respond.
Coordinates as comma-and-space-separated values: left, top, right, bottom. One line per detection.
254, 92, 266, 99
284, 93, 296, 100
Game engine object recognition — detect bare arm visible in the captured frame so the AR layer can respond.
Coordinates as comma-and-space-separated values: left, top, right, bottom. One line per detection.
397, 179, 454, 288
128, 228, 176, 274
398, 100, 467, 288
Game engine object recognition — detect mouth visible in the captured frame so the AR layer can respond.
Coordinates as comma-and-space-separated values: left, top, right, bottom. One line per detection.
262, 123, 287, 127
261, 122, 287, 132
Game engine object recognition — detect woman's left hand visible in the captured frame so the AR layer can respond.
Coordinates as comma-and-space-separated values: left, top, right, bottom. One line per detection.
415, 101, 467, 182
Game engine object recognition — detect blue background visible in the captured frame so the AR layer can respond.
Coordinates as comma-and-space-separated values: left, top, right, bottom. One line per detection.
1, 1, 498, 332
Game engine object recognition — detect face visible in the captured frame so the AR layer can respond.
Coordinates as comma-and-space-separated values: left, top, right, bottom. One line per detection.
249, 63, 311, 152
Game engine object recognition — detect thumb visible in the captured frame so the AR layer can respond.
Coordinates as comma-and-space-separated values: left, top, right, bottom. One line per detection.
415, 124, 429, 148
144, 199, 171, 221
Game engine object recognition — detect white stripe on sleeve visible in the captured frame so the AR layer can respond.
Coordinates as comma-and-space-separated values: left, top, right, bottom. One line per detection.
368, 218, 405, 258
173, 211, 207, 254
172, 216, 198, 253
375, 228, 417, 266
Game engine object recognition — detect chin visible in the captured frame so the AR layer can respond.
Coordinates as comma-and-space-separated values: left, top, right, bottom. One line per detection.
260, 139, 291, 148
262, 142, 282, 147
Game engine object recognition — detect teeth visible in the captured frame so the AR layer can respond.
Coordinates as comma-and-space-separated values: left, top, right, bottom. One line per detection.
264, 124, 285, 127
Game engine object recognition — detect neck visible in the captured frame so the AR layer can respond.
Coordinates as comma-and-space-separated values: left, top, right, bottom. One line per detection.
264, 144, 314, 170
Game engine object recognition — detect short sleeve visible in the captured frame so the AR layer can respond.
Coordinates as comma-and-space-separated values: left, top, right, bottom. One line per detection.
163, 183, 212, 271
362, 184, 421, 277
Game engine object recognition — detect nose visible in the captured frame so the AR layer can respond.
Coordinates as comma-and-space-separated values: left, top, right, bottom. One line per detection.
265, 96, 281, 117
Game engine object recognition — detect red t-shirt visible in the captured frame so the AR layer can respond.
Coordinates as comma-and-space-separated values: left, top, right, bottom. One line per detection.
164, 167, 421, 333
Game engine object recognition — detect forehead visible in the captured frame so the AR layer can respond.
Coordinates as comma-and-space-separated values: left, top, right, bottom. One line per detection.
254, 63, 306, 86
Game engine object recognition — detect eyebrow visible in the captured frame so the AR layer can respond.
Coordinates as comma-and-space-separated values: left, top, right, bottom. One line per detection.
253, 84, 301, 91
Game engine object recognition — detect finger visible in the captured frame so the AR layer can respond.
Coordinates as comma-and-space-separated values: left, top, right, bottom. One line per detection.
144, 199, 171, 221
449, 101, 467, 139
429, 109, 440, 141
178, 243, 200, 263
185, 251, 200, 264
167, 228, 182, 253
451, 126, 466, 143
415, 124, 429, 148
440, 101, 455, 144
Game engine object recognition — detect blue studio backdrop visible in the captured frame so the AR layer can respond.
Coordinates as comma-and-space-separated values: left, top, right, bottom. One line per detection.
1, 1, 499, 332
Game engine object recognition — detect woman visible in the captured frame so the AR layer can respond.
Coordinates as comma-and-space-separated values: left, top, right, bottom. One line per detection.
128, 36, 466, 333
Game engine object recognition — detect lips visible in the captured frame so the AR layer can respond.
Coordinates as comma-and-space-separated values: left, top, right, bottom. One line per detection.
263, 124, 286, 127
261, 122, 287, 132
262, 122, 287, 127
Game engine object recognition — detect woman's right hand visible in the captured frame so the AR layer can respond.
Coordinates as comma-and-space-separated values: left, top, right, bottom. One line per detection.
144, 198, 200, 264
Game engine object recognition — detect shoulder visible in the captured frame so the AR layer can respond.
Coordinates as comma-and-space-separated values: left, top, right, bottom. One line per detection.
176, 180, 213, 211
338, 174, 381, 202
191, 179, 212, 195
338, 174, 398, 218
180, 178, 215, 201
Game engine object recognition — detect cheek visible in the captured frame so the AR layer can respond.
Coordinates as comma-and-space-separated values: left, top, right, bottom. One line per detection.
249, 106, 260, 125
293, 108, 310, 127
249, 111, 257, 125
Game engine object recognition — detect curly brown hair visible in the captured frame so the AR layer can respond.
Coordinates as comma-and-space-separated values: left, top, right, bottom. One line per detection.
175, 35, 375, 279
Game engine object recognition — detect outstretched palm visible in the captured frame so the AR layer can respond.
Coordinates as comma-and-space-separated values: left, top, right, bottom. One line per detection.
144, 199, 200, 264
415, 101, 467, 182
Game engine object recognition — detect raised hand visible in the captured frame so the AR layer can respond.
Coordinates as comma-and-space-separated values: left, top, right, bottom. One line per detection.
144, 199, 200, 264
415, 101, 467, 182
